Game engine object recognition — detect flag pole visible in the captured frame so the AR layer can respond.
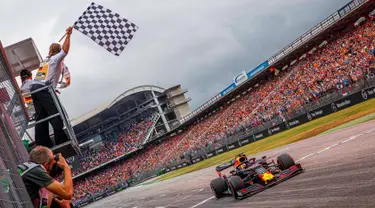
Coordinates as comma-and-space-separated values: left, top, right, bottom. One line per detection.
58, 25, 74, 42
58, 33, 67, 43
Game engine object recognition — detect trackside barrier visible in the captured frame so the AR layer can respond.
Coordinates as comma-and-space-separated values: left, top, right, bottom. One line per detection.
72, 183, 129, 207
162, 84, 375, 172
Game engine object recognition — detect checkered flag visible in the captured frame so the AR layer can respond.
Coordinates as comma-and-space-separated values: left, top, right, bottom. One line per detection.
74, 2, 139, 56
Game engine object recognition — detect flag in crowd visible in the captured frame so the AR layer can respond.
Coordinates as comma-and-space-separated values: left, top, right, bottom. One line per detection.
73, 2, 139, 56
269, 66, 279, 76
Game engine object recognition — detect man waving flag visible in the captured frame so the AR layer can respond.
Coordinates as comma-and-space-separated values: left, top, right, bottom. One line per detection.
73, 2, 139, 56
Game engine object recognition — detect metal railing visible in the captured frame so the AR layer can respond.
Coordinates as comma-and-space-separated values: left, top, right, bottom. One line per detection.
268, 0, 368, 65
0, 42, 33, 208
23, 84, 81, 158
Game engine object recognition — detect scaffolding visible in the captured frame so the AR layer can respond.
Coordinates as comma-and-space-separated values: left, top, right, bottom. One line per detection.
24, 84, 81, 158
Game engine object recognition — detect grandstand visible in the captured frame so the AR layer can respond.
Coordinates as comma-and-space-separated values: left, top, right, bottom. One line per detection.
70, 0, 375, 206
69, 85, 191, 173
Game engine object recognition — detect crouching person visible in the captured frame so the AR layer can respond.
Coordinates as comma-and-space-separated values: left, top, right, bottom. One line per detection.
18, 146, 73, 208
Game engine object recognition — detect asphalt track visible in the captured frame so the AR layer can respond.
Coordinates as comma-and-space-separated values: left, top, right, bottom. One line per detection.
85, 120, 375, 208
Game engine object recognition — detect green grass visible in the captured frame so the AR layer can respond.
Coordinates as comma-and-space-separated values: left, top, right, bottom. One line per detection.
319, 112, 375, 135
155, 98, 375, 182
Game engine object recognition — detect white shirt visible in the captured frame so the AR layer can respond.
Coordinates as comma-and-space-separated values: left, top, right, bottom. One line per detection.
33, 50, 67, 89
21, 79, 33, 93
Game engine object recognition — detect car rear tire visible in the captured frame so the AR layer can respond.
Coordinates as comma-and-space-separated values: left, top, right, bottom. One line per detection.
210, 178, 227, 199
277, 153, 295, 170
228, 176, 245, 199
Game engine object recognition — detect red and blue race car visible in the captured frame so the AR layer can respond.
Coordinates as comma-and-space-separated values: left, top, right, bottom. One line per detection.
210, 153, 303, 199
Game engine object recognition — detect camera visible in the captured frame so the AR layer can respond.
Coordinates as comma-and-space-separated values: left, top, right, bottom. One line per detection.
49, 154, 64, 177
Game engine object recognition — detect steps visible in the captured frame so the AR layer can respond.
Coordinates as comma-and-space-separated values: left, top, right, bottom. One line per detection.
141, 113, 160, 145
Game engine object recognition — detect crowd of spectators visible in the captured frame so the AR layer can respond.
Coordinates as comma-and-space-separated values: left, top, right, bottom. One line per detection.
163, 20, 375, 158
72, 20, 375, 203
75, 110, 155, 173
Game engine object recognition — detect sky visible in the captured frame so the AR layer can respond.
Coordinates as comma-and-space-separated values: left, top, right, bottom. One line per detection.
0, 0, 347, 119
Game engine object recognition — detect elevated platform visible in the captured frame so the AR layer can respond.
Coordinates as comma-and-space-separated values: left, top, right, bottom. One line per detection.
52, 140, 80, 158
24, 85, 81, 158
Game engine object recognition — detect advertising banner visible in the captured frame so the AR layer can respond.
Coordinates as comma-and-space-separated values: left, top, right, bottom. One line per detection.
77, 199, 92, 207
267, 124, 283, 137
247, 61, 269, 79
220, 83, 236, 97
220, 61, 269, 97
233, 71, 248, 87
191, 157, 203, 164
286, 117, 304, 129
253, 129, 268, 140
226, 141, 240, 150
105, 189, 116, 197
215, 146, 227, 155
361, 87, 375, 99
206, 151, 216, 158
93, 195, 104, 201
67, 155, 82, 172
239, 137, 252, 145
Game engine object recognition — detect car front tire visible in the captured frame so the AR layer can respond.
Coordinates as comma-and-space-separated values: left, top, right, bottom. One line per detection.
210, 178, 227, 199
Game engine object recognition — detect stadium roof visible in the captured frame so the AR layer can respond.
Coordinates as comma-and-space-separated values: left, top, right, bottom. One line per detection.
71, 85, 164, 126
71, 102, 111, 126
107, 85, 164, 108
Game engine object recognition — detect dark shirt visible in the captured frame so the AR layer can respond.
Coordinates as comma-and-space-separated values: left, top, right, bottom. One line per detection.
21, 165, 54, 200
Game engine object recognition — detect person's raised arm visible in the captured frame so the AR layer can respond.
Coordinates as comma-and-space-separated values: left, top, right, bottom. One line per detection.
62, 27, 73, 54
45, 154, 73, 200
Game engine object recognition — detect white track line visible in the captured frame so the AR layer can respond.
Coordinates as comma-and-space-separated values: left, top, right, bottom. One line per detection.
296, 127, 375, 162
189, 127, 375, 208
165, 194, 195, 207
189, 196, 215, 208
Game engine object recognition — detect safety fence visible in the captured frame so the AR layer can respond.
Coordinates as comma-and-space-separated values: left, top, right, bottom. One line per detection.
0, 43, 32, 207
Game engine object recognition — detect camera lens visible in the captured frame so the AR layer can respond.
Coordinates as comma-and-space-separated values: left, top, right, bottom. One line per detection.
54, 155, 59, 162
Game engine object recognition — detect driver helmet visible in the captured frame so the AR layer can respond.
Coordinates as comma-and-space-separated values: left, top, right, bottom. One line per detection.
234, 153, 248, 170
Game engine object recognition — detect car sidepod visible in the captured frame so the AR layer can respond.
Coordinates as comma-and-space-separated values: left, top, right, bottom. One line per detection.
236, 163, 303, 199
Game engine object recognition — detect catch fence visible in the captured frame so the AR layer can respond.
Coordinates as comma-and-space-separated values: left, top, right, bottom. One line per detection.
0, 43, 33, 207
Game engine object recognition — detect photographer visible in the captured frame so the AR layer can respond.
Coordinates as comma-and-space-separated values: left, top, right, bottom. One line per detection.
18, 146, 73, 208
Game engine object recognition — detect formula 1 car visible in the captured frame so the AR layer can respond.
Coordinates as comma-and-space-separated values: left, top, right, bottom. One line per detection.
210, 153, 303, 199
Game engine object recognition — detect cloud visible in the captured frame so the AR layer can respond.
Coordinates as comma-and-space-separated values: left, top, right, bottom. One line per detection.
1, 0, 346, 119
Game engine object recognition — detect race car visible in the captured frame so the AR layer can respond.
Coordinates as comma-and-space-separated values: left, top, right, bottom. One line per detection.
210, 153, 303, 199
